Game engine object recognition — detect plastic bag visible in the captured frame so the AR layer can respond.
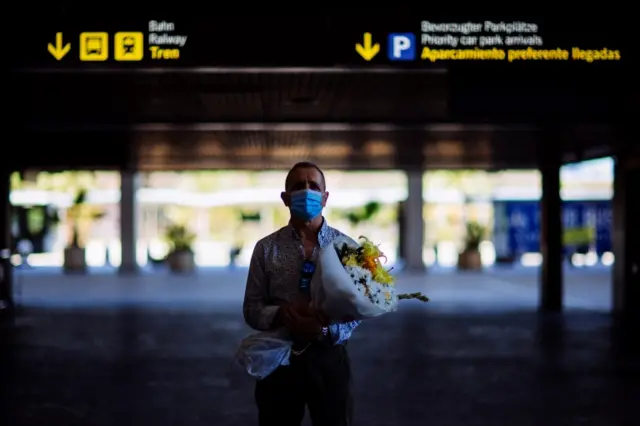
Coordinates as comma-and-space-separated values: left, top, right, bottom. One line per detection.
310, 236, 398, 321
235, 329, 292, 380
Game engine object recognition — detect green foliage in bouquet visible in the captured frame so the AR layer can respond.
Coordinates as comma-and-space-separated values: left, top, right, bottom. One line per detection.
398, 292, 430, 302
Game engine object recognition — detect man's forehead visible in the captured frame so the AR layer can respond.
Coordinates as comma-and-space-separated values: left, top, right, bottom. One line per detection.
290, 167, 322, 182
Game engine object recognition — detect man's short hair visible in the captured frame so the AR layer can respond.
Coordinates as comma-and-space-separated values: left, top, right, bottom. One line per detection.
284, 161, 326, 191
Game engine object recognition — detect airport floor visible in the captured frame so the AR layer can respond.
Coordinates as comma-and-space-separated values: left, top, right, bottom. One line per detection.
1, 267, 638, 426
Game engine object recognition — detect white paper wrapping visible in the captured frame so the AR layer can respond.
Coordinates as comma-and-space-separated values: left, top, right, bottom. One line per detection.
311, 236, 398, 321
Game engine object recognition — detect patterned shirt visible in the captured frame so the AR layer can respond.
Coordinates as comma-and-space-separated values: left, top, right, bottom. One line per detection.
243, 218, 360, 344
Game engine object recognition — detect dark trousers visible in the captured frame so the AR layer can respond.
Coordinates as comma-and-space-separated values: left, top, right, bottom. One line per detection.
255, 341, 352, 426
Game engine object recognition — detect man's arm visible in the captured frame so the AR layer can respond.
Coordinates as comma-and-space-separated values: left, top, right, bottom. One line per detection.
242, 242, 281, 331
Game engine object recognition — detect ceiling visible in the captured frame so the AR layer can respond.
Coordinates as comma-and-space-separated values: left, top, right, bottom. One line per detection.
13, 66, 633, 171
18, 69, 449, 124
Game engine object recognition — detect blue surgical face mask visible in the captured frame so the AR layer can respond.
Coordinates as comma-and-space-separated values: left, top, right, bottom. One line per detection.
289, 189, 324, 221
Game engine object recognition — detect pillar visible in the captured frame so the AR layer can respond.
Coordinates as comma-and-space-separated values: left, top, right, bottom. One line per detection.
119, 171, 139, 273
0, 167, 14, 315
401, 170, 425, 271
539, 142, 563, 312
397, 201, 406, 262
612, 155, 640, 317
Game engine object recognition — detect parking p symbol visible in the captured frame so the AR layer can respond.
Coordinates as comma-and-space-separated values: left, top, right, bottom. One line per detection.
387, 33, 416, 61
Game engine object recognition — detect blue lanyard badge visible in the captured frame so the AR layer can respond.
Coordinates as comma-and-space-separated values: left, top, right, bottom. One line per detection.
299, 260, 316, 294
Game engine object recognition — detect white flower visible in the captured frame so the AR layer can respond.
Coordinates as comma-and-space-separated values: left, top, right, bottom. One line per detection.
382, 287, 396, 306
345, 265, 372, 285
374, 286, 386, 306
355, 282, 367, 294
344, 264, 397, 311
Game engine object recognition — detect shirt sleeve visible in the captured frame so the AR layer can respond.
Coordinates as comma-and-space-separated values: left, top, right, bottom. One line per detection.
242, 242, 280, 331
329, 320, 361, 344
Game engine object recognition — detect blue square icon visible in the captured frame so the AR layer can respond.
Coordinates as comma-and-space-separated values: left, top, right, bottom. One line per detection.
388, 33, 416, 61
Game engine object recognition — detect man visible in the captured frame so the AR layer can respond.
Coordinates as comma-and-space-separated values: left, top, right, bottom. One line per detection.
243, 161, 360, 426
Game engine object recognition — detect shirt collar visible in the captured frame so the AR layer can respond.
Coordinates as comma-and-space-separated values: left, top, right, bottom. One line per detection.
287, 216, 330, 246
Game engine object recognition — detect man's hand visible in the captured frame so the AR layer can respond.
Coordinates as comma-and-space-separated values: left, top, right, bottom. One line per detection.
275, 301, 329, 341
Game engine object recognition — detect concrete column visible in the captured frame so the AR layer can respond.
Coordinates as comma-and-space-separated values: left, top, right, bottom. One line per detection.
612, 155, 640, 317
119, 171, 139, 274
397, 201, 406, 262
401, 170, 425, 271
539, 144, 563, 312
0, 168, 14, 315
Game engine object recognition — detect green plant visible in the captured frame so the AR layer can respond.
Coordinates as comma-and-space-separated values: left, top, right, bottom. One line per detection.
10, 172, 23, 190
66, 188, 105, 248
344, 201, 382, 226
464, 221, 486, 250
26, 207, 46, 235
240, 211, 261, 222
47, 206, 61, 226
165, 223, 196, 253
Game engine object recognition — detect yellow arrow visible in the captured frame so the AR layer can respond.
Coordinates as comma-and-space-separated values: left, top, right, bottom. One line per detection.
47, 32, 71, 60
355, 32, 380, 61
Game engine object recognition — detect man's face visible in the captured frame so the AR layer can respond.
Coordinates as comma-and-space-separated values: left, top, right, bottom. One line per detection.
281, 167, 329, 207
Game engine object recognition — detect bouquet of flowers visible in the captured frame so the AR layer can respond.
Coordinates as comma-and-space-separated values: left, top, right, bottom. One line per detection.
309, 235, 428, 321
236, 235, 429, 380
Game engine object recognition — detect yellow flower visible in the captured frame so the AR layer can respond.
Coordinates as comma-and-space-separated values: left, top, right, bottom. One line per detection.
353, 235, 395, 285
373, 266, 395, 285
342, 254, 360, 267
359, 236, 385, 262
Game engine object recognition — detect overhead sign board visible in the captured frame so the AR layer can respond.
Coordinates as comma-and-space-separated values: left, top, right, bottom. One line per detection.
14, 17, 627, 70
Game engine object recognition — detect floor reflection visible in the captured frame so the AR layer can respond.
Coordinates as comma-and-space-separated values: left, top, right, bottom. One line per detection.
2, 303, 637, 426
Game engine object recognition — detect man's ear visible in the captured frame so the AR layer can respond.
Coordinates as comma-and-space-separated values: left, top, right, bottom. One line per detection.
322, 191, 329, 207
281, 191, 290, 207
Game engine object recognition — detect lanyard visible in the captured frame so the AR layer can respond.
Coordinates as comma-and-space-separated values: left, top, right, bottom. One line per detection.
293, 259, 329, 356
298, 260, 316, 295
